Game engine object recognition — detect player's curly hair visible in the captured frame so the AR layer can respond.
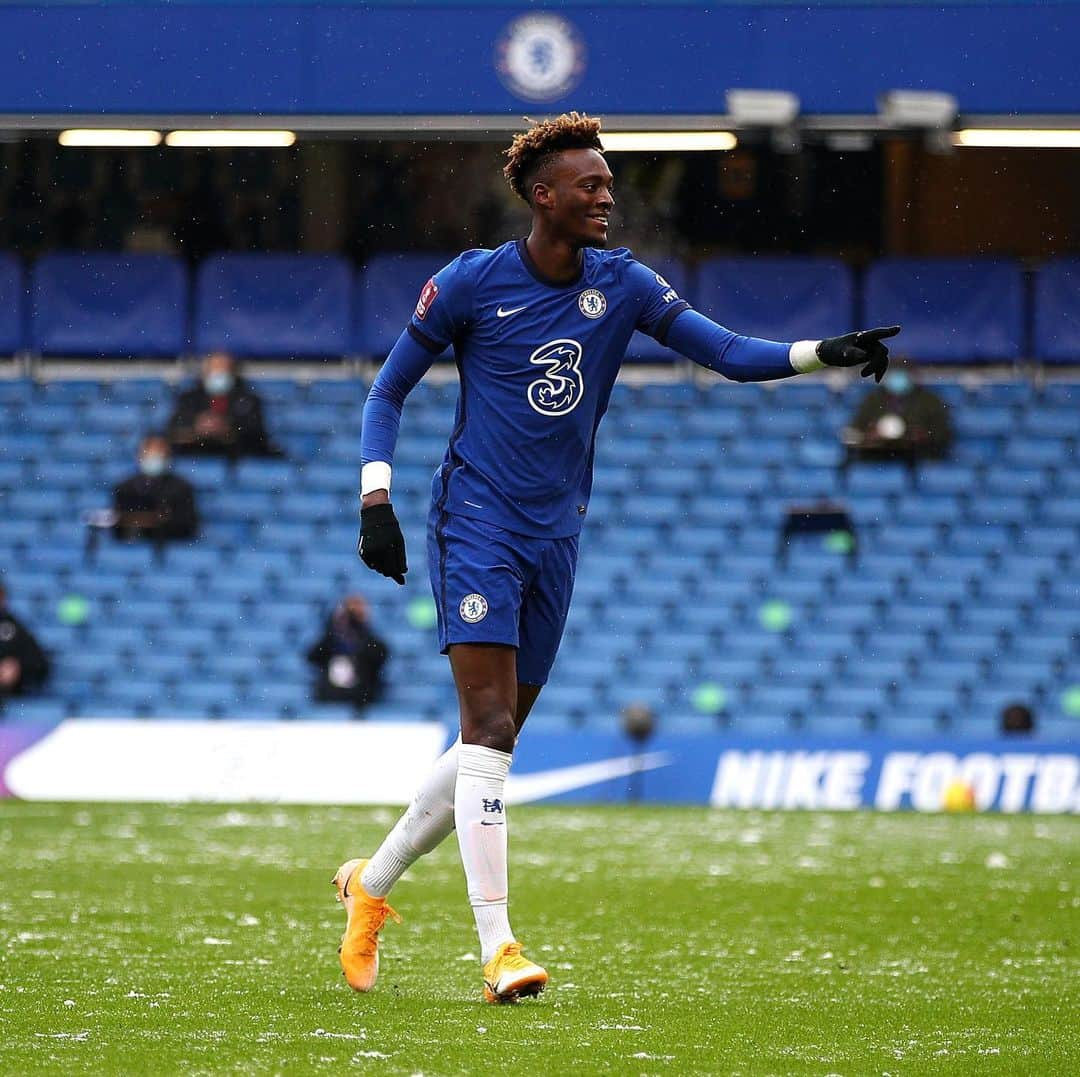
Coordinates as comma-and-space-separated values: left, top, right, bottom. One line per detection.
503, 112, 604, 204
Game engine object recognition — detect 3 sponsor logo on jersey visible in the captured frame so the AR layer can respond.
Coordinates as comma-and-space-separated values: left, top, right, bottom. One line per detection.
527, 338, 584, 417
459, 593, 489, 623
578, 288, 607, 319
415, 278, 438, 320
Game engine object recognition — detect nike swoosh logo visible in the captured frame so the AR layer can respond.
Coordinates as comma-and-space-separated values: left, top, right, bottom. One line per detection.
506, 752, 673, 804
496, 305, 529, 318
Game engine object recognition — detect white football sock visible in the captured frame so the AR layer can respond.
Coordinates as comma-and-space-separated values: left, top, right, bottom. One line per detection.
359, 738, 460, 899
455, 743, 515, 963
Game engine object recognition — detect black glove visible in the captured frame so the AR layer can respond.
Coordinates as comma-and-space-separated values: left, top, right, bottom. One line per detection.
817, 325, 901, 383
358, 501, 407, 585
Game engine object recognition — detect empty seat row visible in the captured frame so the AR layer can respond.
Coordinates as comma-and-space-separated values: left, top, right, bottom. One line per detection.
3, 251, 1080, 362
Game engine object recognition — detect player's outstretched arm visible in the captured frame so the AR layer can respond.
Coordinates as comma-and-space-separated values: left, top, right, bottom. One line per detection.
664, 309, 900, 384
357, 328, 438, 585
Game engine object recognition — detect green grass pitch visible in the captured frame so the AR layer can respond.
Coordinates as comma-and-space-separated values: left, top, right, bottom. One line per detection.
1, 802, 1077, 1075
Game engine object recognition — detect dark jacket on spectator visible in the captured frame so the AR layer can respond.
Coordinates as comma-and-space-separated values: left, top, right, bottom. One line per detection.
0, 604, 50, 696
306, 612, 389, 710
112, 472, 199, 542
167, 379, 275, 457
848, 383, 953, 461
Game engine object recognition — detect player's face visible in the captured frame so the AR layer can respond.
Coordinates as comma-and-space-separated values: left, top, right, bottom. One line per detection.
543, 148, 615, 248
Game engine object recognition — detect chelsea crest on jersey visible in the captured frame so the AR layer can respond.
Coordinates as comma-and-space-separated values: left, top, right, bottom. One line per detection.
405, 239, 690, 539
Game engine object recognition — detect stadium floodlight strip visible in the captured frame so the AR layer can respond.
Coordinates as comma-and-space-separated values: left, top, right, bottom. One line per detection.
601, 131, 737, 152
58, 129, 162, 147
164, 130, 297, 147
953, 128, 1080, 148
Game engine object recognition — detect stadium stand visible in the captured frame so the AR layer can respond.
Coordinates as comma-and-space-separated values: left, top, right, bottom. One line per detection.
1, 251, 1077, 363
1033, 257, 1080, 364
0, 252, 24, 355
862, 258, 1025, 364
31, 253, 188, 358
695, 256, 855, 342
0, 369, 1076, 742
355, 252, 456, 358
194, 253, 352, 358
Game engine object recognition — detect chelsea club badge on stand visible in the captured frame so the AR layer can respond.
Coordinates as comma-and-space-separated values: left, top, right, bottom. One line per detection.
496, 14, 586, 103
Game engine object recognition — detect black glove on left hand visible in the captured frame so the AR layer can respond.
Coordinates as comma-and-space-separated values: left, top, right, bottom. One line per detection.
358, 501, 407, 585
817, 325, 901, 383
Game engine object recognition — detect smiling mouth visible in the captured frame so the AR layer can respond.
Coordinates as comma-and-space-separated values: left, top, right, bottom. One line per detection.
588, 215, 609, 226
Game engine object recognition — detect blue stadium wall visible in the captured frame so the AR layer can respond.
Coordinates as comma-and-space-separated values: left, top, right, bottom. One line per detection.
0, 2, 1077, 116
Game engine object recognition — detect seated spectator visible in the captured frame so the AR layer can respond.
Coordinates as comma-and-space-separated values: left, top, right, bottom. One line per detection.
112, 434, 199, 543
306, 595, 389, 713
1000, 702, 1036, 737
0, 579, 50, 700
167, 351, 278, 457
842, 365, 953, 466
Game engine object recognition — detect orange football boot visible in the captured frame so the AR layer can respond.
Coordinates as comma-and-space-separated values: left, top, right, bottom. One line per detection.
331, 857, 400, 991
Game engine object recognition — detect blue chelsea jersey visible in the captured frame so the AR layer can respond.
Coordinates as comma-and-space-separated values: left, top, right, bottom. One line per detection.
407, 238, 690, 539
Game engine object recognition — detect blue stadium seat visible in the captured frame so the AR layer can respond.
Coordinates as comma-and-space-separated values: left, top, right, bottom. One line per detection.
801, 713, 870, 738
863, 258, 1023, 363
982, 467, 1051, 498
747, 684, 814, 713
300, 702, 360, 722
946, 714, 1008, 740
80, 402, 152, 437
31, 253, 187, 358
696, 256, 855, 341
823, 684, 885, 714
874, 713, 947, 738
170, 680, 242, 709
728, 714, 793, 737
1033, 258, 1080, 364
195, 253, 351, 358
96, 680, 171, 710
355, 252, 455, 358
1, 697, 71, 722
1037, 717, 1080, 743
357, 700, 440, 723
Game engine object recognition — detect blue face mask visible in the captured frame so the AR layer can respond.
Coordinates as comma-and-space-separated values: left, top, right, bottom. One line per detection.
204, 372, 234, 395
885, 371, 913, 395
140, 454, 167, 477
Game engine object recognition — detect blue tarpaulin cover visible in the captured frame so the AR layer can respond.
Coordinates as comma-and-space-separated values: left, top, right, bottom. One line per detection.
864, 258, 1023, 363
32, 253, 187, 357
195, 253, 351, 358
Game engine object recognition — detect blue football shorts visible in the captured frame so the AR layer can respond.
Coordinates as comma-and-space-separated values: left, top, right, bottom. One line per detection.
427, 508, 579, 685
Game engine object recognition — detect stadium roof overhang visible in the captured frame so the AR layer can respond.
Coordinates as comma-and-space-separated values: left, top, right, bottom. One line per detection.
8, 113, 1080, 152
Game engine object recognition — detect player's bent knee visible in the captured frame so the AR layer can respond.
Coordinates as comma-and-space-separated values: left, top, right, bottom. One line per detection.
460, 708, 516, 754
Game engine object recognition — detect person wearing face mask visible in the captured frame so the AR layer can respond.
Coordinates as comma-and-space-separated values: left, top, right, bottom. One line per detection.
112, 434, 199, 542
166, 351, 277, 457
305, 594, 389, 712
842, 362, 953, 468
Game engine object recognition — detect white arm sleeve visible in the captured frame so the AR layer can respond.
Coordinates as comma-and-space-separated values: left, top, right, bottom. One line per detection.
361, 461, 393, 497
789, 340, 826, 374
